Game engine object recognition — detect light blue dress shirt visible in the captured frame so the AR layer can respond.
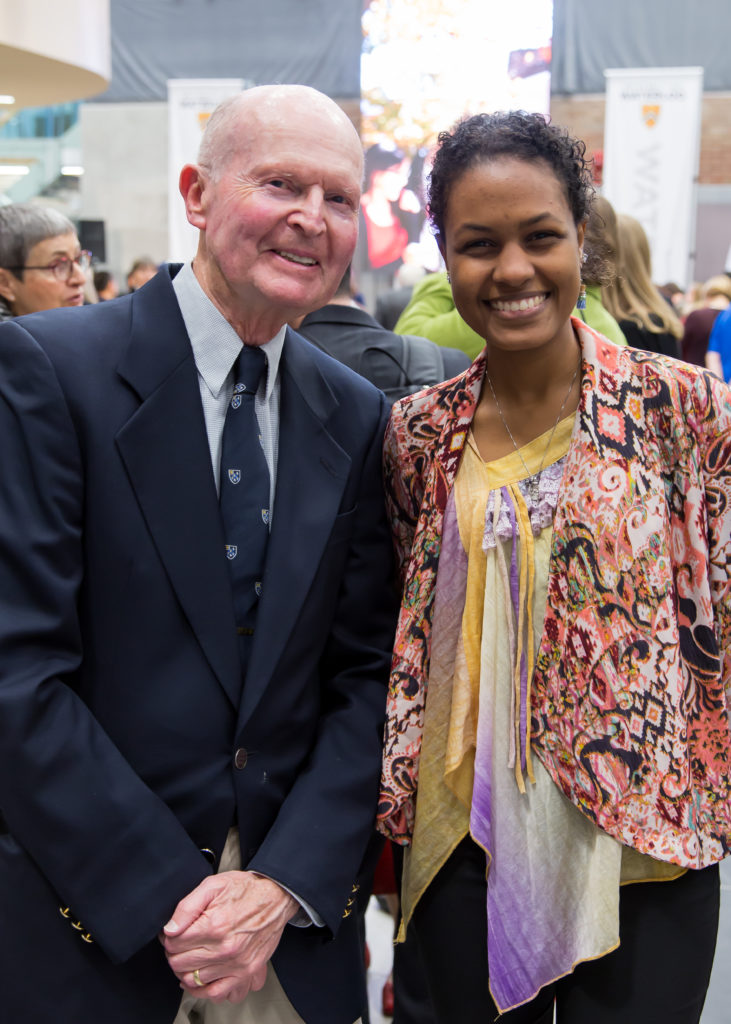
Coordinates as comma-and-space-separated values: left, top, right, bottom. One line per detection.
173, 261, 283, 511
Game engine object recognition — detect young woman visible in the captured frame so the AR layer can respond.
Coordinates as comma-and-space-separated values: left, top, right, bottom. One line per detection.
378, 111, 731, 1024
601, 212, 683, 357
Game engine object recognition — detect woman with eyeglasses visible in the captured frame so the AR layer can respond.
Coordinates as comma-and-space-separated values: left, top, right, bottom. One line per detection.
378, 110, 731, 1023
0, 203, 91, 319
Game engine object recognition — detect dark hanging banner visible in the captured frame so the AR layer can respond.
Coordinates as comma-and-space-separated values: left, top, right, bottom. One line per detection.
98, 0, 362, 102
552, 0, 730, 95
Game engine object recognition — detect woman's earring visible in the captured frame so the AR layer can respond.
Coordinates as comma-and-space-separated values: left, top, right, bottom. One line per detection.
446, 271, 451, 284
577, 282, 587, 310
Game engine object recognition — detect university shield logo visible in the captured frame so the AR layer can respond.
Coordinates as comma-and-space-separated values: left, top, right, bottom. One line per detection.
225, 544, 238, 560
261, 508, 270, 526
228, 469, 242, 484
231, 394, 242, 410
233, 382, 246, 394
642, 104, 660, 128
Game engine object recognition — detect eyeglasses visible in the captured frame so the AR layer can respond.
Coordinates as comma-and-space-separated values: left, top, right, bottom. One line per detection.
6, 251, 92, 282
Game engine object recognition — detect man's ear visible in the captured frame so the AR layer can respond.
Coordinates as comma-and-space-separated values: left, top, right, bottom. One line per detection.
179, 164, 207, 230
0, 268, 17, 307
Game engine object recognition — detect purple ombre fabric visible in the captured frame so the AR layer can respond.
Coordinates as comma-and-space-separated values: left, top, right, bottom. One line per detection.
423, 454, 620, 1013
469, 457, 609, 1012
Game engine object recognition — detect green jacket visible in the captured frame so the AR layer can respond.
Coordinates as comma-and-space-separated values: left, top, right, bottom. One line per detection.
395, 273, 626, 359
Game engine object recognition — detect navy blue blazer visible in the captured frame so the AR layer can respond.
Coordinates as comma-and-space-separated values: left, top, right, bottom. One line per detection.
0, 266, 395, 1023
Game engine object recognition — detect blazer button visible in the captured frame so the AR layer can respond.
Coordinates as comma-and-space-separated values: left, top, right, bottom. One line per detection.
234, 748, 248, 769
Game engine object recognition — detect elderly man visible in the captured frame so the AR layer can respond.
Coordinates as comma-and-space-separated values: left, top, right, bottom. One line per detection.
0, 202, 89, 319
0, 86, 394, 1024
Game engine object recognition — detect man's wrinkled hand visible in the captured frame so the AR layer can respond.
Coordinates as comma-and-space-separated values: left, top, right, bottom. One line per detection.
160, 870, 298, 1004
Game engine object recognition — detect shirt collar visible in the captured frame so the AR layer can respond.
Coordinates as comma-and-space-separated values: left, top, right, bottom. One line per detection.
172, 261, 285, 400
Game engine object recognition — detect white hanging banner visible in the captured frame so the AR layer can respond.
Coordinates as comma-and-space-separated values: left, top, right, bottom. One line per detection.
603, 67, 703, 287
167, 78, 248, 263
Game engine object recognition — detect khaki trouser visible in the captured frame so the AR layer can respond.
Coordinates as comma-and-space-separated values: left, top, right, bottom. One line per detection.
174, 964, 307, 1024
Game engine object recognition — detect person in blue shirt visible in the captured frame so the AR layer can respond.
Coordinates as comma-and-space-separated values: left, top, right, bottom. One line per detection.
706, 300, 731, 382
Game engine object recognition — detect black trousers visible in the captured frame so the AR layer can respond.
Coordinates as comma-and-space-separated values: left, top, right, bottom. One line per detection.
392, 843, 437, 1024
411, 837, 720, 1024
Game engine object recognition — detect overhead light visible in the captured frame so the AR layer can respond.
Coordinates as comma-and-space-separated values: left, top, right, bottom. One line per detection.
61, 165, 84, 176
0, 95, 15, 105
0, 165, 30, 175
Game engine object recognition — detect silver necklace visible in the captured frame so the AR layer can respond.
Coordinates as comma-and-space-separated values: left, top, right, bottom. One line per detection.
485, 354, 580, 506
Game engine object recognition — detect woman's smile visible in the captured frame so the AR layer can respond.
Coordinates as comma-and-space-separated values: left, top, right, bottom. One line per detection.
486, 291, 550, 315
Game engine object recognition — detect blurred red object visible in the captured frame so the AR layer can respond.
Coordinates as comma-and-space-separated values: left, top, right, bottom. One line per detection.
372, 841, 397, 895
382, 977, 395, 1016
591, 150, 604, 185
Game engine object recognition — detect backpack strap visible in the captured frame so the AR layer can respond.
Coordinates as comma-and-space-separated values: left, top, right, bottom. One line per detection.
398, 333, 445, 390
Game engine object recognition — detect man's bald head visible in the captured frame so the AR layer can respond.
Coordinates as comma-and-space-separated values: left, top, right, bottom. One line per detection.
198, 85, 362, 184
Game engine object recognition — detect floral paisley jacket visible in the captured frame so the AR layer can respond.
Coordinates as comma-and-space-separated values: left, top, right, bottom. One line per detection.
378, 319, 731, 868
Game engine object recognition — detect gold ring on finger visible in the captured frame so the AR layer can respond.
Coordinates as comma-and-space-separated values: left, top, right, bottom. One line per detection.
193, 968, 204, 988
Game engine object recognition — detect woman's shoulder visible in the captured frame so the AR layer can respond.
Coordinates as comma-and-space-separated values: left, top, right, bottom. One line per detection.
590, 326, 731, 428
390, 357, 481, 439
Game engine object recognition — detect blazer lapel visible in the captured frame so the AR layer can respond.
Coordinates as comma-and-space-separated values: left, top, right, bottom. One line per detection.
114, 269, 242, 707
238, 329, 351, 723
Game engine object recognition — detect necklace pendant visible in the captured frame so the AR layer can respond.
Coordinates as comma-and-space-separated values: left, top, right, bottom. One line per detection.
527, 472, 541, 507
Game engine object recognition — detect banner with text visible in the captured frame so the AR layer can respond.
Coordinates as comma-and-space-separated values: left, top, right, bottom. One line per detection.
603, 67, 703, 287
167, 78, 248, 263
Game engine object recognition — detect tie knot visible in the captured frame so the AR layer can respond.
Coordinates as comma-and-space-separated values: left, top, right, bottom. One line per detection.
234, 345, 267, 395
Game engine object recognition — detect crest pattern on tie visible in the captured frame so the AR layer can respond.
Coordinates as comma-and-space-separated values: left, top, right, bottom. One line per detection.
219, 345, 270, 636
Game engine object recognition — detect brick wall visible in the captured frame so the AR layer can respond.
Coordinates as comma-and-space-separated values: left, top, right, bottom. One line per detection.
701, 94, 731, 185
550, 94, 606, 178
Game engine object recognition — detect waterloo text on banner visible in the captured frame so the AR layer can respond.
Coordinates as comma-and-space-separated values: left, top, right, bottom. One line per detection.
603, 67, 703, 287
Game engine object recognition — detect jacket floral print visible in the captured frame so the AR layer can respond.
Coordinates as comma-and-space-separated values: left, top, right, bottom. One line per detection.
378, 320, 731, 868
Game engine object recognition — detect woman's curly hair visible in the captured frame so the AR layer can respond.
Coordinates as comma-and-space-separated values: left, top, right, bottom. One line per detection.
427, 110, 595, 241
